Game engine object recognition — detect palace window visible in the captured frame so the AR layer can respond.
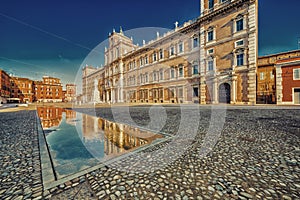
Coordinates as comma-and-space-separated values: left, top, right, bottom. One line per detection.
140, 57, 143, 66
145, 73, 149, 83
208, 57, 214, 71
170, 67, 175, 79
178, 65, 184, 77
159, 49, 164, 59
153, 52, 157, 62
207, 28, 214, 42
159, 69, 164, 81
236, 52, 244, 66
236, 16, 244, 32
209, 0, 214, 9
207, 48, 214, 55
153, 71, 158, 81
144, 56, 148, 65
170, 46, 175, 56
193, 64, 199, 75
294, 68, 300, 80
178, 42, 184, 54
235, 39, 244, 47
193, 36, 199, 48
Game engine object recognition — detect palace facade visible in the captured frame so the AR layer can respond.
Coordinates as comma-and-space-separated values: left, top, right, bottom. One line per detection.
83, 0, 258, 104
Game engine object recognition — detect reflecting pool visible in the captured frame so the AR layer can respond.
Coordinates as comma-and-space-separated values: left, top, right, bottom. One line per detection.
37, 107, 164, 179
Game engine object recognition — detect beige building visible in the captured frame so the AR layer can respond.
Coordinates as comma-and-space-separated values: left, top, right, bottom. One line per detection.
82, 0, 258, 104
65, 84, 77, 102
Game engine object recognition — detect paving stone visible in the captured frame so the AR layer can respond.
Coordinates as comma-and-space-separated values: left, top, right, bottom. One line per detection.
1, 108, 300, 199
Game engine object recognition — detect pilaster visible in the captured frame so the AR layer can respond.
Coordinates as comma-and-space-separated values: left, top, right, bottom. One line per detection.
276, 66, 283, 104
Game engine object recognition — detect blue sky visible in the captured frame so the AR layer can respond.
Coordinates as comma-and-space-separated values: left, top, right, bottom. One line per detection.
0, 0, 299, 91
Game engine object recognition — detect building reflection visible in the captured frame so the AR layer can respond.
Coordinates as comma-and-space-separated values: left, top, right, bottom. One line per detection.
37, 107, 63, 129
37, 107, 164, 158
37, 107, 77, 129
82, 114, 163, 157
65, 109, 77, 126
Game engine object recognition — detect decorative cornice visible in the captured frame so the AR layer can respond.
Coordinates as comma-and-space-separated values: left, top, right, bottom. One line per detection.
199, 0, 250, 23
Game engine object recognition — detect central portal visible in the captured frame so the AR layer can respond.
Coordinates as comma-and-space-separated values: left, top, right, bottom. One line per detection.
219, 83, 231, 104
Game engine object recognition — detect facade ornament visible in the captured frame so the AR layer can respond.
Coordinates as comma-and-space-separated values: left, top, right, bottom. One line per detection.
175, 21, 179, 29
120, 26, 123, 35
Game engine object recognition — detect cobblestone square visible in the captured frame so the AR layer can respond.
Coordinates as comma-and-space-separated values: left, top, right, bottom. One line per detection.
0, 106, 299, 199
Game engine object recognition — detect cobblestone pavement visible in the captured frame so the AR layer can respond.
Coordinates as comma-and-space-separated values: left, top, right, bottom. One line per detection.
0, 111, 43, 200
1, 107, 300, 200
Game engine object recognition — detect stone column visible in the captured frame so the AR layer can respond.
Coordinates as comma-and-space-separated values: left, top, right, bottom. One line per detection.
200, 25, 206, 104
231, 75, 237, 104
213, 79, 218, 104
247, 2, 258, 105
200, 76, 206, 104
119, 60, 124, 103
107, 91, 109, 102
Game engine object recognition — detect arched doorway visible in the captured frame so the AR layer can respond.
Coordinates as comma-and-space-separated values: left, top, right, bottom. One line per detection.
219, 83, 231, 104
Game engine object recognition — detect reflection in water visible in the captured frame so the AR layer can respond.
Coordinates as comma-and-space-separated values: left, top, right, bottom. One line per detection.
82, 114, 163, 159
37, 107, 77, 129
37, 107, 63, 129
37, 107, 163, 178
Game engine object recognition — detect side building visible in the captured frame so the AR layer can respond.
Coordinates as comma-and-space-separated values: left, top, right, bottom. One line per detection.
257, 50, 300, 104
82, 0, 258, 105
10, 77, 34, 103
276, 57, 300, 105
0, 69, 11, 104
65, 84, 77, 102
34, 76, 63, 103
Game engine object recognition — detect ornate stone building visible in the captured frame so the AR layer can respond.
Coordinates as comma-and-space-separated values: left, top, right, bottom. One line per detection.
82, 0, 258, 104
